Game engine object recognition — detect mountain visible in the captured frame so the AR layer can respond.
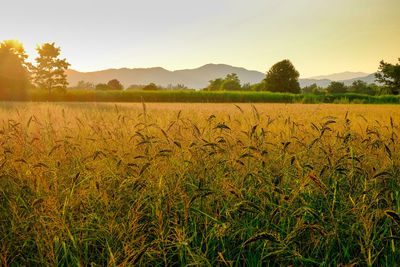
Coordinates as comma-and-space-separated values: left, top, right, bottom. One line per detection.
66, 64, 265, 90
300, 73, 379, 88
307, 71, 369, 81
66, 64, 378, 90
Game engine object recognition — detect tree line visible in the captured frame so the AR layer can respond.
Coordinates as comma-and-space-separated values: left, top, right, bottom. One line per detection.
1, 39, 399, 99
203, 59, 400, 95
0, 40, 69, 99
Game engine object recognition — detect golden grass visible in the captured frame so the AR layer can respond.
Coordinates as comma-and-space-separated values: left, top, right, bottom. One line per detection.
0, 102, 399, 265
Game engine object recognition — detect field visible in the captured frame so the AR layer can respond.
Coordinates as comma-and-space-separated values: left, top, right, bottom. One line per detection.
1, 102, 400, 266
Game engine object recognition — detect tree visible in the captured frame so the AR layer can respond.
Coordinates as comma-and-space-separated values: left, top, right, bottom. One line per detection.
205, 78, 223, 91
302, 83, 319, 94
241, 83, 251, 91
32, 42, 70, 96
107, 79, 124, 90
142, 83, 159, 91
221, 73, 241, 91
0, 40, 30, 99
375, 59, 400, 95
326, 81, 347, 94
95, 83, 110, 90
348, 80, 367, 94
251, 82, 265, 91
264, 59, 300, 93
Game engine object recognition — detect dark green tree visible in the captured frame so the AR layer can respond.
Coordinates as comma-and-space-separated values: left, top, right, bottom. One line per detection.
0, 40, 30, 99
205, 78, 223, 91
221, 73, 241, 91
95, 83, 110, 90
142, 83, 159, 91
348, 80, 367, 94
107, 79, 124, 90
241, 82, 251, 91
375, 59, 400, 95
302, 83, 319, 94
264, 59, 300, 93
251, 82, 265, 91
326, 81, 347, 94
32, 42, 70, 96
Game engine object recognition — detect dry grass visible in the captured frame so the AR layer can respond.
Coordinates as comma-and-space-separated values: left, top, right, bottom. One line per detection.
0, 102, 399, 266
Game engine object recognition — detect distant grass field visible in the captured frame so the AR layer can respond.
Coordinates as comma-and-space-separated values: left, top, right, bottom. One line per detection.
1, 102, 400, 266
25, 89, 400, 104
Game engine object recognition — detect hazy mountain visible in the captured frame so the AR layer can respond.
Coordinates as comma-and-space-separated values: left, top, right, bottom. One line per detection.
66, 64, 265, 90
340, 73, 378, 86
66, 64, 377, 90
307, 71, 369, 81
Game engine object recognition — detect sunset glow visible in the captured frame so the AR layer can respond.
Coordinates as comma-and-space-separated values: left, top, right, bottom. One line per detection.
2, 0, 399, 77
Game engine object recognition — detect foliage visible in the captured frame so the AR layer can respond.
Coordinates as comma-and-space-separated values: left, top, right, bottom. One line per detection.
0, 40, 30, 99
348, 80, 378, 95
1, 102, 400, 266
375, 58, 400, 94
264, 59, 301, 93
95, 83, 110, 90
302, 83, 319, 94
32, 42, 70, 95
205, 78, 224, 91
251, 82, 266, 91
107, 79, 124, 90
142, 82, 160, 91
327, 81, 348, 94
205, 73, 242, 91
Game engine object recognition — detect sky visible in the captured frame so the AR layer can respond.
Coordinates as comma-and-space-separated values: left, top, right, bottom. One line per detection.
1, 0, 399, 77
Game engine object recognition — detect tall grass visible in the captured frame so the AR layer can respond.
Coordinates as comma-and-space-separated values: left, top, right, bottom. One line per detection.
24, 89, 400, 104
0, 102, 399, 266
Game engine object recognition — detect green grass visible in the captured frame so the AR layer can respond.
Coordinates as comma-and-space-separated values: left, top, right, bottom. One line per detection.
22, 89, 400, 104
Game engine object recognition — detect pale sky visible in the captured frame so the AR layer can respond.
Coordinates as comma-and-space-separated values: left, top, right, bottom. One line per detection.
2, 0, 399, 77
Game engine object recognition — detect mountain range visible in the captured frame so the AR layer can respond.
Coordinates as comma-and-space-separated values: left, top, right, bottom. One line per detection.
66, 64, 378, 90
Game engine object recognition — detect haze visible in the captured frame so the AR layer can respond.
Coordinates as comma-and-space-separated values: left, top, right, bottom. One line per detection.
2, 0, 399, 77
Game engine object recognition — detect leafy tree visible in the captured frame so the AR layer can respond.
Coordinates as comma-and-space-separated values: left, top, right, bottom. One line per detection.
221, 79, 241, 91
311, 87, 325, 95
142, 83, 159, 91
0, 40, 30, 99
221, 73, 241, 91
107, 79, 124, 90
326, 81, 347, 94
32, 42, 70, 96
241, 83, 251, 91
348, 80, 367, 94
375, 59, 400, 94
264, 59, 300, 93
251, 82, 265, 91
302, 83, 319, 94
95, 83, 110, 90
205, 78, 223, 91
347, 80, 377, 95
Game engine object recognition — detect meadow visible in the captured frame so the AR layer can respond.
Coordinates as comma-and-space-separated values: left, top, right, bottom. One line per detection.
0, 102, 400, 266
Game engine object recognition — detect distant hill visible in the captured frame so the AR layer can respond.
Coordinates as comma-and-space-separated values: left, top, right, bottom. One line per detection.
66, 64, 265, 90
307, 71, 369, 81
66, 64, 378, 90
